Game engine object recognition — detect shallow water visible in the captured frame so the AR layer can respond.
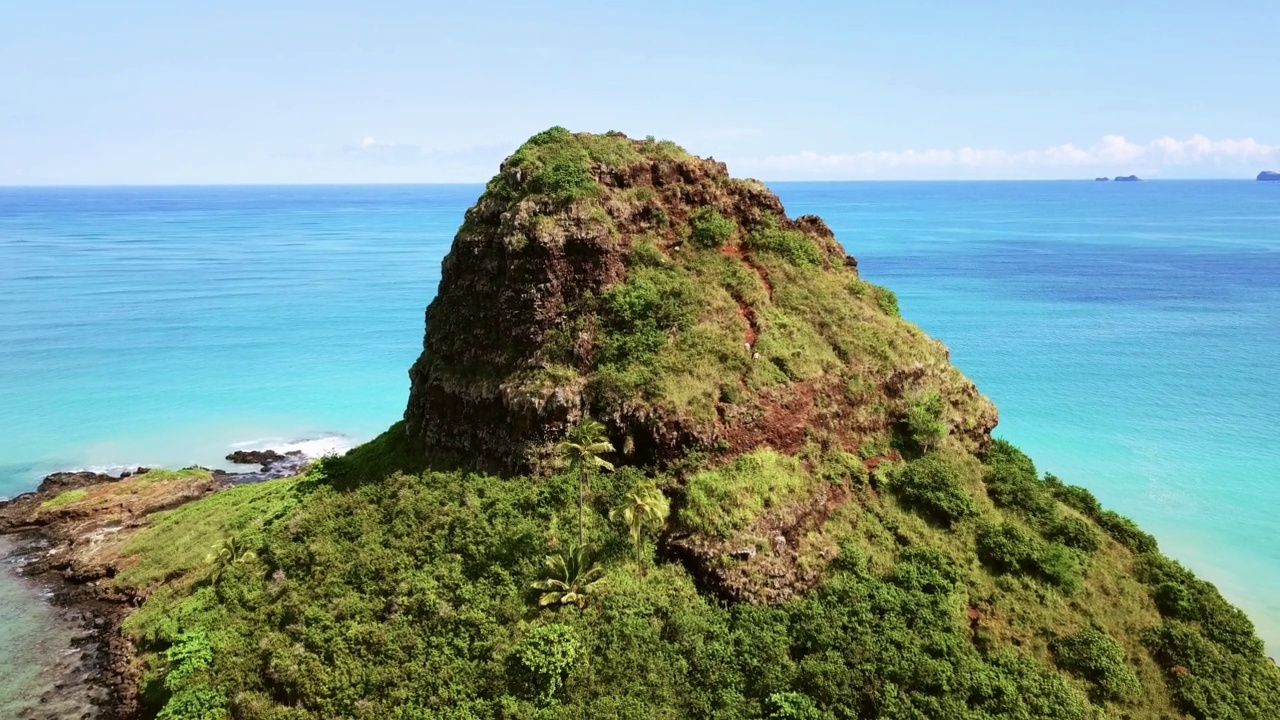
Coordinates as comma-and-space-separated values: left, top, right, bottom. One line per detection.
0, 182, 1276, 704
0, 538, 100, 718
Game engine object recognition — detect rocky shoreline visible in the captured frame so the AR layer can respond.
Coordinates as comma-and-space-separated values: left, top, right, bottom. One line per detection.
0, 452, 310, 719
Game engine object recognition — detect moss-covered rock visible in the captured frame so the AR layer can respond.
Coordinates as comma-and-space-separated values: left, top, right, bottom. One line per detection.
404, 127, 997, 477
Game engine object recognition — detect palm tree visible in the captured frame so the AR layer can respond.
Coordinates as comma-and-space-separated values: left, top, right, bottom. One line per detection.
554, 418, 615, 547
206, 534, 257, 584
611, 485, 670, 575
531, 544, 606, 610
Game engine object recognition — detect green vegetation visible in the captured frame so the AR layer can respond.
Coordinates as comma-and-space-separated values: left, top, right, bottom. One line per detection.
885, 453, 977, 527
532, 544, 607, 609
681, 449, 811, 538
1051, 626, 1141, 702
39, 487, 87, 509
688, 206, 736, 248
744, 218, 823, 266
609, 482, 670, 573
903, 389, 947, 451
105, 429, 1280, 720
95, 130, 1280, 720
484, 126, 688, 204
976, 522, 1082, 592
554, 418, 615, 546
204, 534, 257, 585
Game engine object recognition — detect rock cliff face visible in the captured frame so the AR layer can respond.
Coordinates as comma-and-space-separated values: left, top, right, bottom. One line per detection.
404, 128, 996, 475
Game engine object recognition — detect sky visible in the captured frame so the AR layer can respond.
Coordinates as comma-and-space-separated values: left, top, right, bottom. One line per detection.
2, 1, 1278, 184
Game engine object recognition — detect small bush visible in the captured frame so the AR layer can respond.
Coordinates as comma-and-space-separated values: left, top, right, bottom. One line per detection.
976, 523, 1041, 574
890, 546, 962, 595
597, 268, 701, 367
888, 454, 977, 527
1036, 544, 1084, 593
156, 686, 227, 720
1051, 627, 1140, 702
745, 219, 823, 267
1045, 474, 1103, 517
766, 691, 826, 720
517, 623, 580, 701
1044, 515, 1100, 553
1137, 555, 1265, 656
628, 238, 667, 267
983, 440, 1055, 518
977, 523, 1082, 591
903, 390, 948, 452
1095, 510, 1158, 554
870, 285, 900, 317
688, 207, 736, 249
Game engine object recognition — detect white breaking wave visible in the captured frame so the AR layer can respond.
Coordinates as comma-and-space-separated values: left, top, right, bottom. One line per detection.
228, 434, 355, 459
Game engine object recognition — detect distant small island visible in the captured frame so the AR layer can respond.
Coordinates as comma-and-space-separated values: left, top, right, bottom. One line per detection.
1094, 177, 1109, 182
1259, 171, 1280, 181
1113, 175, 1141, 182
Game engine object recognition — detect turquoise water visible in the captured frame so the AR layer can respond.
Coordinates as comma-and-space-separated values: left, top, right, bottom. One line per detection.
0, 182, 1277, 669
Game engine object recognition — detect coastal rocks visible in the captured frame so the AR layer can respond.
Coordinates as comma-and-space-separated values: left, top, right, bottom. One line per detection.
1259, 171, 1280, 181
223, 448, 307, 481
1113, 175, 1142, 182
0, 468, 221, 720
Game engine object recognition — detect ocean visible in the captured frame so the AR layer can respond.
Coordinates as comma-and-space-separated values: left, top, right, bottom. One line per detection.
1, 181, 1277, 705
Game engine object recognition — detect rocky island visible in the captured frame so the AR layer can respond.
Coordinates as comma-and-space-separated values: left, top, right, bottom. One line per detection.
1113, 175, 1142, 182
2, 128, 1277, 719
1259, 171, 1280, 181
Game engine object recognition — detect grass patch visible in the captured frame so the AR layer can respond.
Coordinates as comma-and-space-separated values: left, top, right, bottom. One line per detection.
744, 218, 823, 267
39, 488, 88, 509
115, 476, 306, 591
681, 449, 812, 538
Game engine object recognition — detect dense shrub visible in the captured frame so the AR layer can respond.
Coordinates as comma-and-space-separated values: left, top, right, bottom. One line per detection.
983, 439, 1054, 518
887, 454, 977, 527
766, 691, 827, 720
745, 219, 823, 266
1137, 554, 1265, 656
1144, 621, 1280, 719
1045, 473, 1103, 517
870, 285, 900, 317
689, 207, 736, 248
1050, 627, 1141, 702
977, 523, 1082, 592
903, 390, 947, 452
1044, 515, 1101, 552
597, 267, 700, 366
1095, 510, 1158, 554
516, 623, 580, 701
976, 522, 1041, 573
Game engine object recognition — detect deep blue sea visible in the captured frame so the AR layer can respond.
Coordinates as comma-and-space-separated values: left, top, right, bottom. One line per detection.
1, 181, 1277, 708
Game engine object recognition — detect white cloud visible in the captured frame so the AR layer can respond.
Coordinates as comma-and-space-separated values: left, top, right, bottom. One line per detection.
739, 134, 1280, 179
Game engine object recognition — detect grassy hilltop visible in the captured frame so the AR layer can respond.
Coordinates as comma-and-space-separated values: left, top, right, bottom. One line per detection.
86, 129, 1279, 719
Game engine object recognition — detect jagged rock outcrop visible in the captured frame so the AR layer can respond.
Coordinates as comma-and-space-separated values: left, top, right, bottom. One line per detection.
404, 128, 997, 475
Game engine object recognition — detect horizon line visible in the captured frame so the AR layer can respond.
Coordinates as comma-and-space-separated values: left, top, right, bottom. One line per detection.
0, 177, 1273, 189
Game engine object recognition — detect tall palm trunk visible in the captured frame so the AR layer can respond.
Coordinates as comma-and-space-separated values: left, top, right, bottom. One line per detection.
578, 466, 586, 548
